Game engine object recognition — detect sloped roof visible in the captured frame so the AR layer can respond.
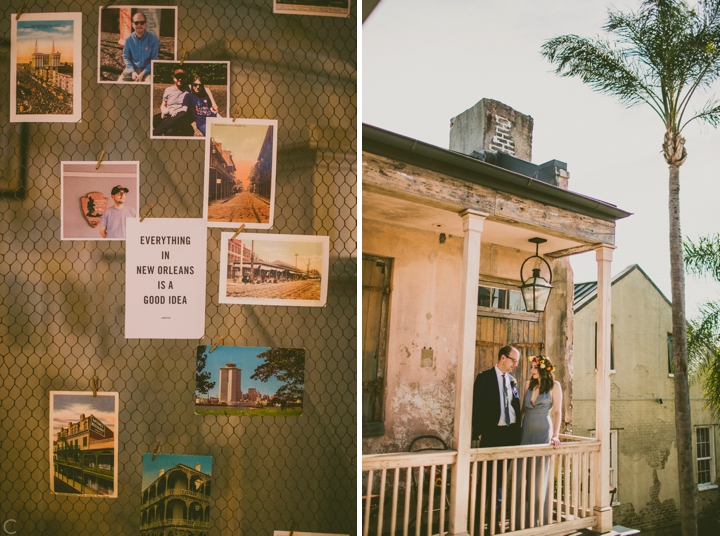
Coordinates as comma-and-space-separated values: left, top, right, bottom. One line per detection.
363, 123, 632, 223
574, 264, 672, 313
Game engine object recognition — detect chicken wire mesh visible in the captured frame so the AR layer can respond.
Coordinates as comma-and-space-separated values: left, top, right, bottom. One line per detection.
0, 0, 357, 534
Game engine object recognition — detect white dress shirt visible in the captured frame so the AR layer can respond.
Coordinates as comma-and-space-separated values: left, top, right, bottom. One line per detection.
494, 365, 516, 426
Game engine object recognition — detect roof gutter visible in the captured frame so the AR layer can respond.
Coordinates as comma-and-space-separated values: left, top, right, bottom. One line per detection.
363, 124, 632, 222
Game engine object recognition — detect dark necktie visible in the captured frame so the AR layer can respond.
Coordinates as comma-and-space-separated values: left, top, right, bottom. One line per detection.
502, 373, 511, 425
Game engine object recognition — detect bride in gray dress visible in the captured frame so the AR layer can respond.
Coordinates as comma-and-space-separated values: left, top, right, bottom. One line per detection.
517, 355, 563, 527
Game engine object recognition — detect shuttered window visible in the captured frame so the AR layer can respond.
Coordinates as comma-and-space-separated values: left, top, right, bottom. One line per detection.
362, 254, 393, 436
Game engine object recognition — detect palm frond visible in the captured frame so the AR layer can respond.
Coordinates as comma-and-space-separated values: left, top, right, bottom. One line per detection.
687, 303, 720, 378
540, 35, 663, 117
682, 100, 720, 128
684, 234, 720, 280
543, 0, 720, 134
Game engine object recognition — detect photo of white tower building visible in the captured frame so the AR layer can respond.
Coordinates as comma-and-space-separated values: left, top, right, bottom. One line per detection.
218, 363, 241, 404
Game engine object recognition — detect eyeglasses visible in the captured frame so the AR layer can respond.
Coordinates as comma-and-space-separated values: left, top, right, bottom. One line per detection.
133, 20, 146, 25
505, 355, 519, 364
192, 83, 202, 87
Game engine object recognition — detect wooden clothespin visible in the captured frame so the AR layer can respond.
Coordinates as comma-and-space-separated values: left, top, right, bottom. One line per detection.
288, 521, 297, 536
232, 104, 242, 123
230, 224, 246, 241
96, 149, 106, 170
140, 204, 154, 222
179, 48, 187, 66
209, 336, 224, 353
152, 441, 162, 461
91, 376, 99, 397
16, 0, 27, 20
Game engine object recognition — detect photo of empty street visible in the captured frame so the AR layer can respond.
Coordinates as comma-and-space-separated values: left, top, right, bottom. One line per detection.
205, 120, 276, 227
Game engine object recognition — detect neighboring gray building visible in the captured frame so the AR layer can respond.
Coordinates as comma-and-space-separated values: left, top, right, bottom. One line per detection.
219, 364, 241, 404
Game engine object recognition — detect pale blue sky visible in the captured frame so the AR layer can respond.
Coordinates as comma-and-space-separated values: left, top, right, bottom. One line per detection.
142, 453, 211, 490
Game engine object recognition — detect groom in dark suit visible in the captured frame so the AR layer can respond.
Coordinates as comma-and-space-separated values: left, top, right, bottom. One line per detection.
472, 344, 521, 446
471, 344, 522, 530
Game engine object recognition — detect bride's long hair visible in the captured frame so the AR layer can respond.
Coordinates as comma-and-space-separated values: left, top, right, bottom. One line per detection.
528, 355, 555, 394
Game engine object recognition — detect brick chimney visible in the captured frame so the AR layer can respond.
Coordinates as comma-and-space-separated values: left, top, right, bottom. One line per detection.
449, 98, 569, 189
450, 98, 533, 161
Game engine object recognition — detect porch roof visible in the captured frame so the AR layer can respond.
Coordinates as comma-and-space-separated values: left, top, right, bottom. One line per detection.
363, 124, 631, 223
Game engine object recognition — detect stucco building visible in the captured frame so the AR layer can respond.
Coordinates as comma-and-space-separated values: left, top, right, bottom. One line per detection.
362, 97, 631, 535
573, 264, 720, 534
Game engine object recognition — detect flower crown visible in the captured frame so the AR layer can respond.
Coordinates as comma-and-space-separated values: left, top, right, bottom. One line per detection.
529, 355, 555, 372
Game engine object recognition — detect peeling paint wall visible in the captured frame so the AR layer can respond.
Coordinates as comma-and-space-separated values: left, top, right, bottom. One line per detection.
573, 267, 720, 532
544, 257, 574, 430
362, 220, 464, 453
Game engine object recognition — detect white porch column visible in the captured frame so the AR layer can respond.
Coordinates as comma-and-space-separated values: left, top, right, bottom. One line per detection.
593, 245, 614, 533
448, 209, 487, 536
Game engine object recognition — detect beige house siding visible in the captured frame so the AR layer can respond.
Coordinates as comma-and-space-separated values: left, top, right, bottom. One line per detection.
573, 265, 720, 532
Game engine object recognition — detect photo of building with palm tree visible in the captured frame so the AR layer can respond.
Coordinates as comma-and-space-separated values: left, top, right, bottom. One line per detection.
195, 345, 305, 416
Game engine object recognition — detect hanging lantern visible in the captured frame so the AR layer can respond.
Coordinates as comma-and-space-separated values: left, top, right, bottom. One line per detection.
519, 237, 553, 313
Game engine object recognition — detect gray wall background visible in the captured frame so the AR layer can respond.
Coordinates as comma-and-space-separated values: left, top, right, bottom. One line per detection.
0, 0, 357, 534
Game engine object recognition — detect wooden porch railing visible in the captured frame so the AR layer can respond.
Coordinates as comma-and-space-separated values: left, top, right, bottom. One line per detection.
362, 435, 600, 536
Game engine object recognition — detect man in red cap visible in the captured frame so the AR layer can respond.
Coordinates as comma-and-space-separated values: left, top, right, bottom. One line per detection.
99, 185, 137, 239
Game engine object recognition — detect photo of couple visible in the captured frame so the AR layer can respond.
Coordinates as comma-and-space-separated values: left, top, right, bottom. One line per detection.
150, 61, 229, 139
472, 346, 563, 531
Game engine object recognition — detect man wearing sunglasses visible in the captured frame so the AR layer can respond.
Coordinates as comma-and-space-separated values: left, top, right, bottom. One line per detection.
152, 68, 194, 136
118, 11, 159, 83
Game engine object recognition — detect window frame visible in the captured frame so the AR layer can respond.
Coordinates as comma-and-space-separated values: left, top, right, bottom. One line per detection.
594, 323, 615, 373
591, 429, 619, 504
695, 425, 717, 490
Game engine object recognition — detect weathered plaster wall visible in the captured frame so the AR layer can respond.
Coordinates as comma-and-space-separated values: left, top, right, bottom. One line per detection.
544, 257, 574, 430
573, 267, 720, 532
362, 220, 464, 453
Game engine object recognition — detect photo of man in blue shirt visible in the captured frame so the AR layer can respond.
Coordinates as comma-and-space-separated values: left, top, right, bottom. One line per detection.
118, 11, 159, 82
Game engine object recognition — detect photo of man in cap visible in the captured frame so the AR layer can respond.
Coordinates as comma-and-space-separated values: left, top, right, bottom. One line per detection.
152, 67, 193, 136
99, 185, 138, 239
118, 10, 159, 82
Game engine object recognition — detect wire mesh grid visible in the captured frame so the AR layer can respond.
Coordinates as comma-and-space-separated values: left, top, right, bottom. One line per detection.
0, 0, 357, 534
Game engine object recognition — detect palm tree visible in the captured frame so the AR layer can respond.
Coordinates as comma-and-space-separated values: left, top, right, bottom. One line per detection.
684, 234, 720, 419
542, 2, 720, 534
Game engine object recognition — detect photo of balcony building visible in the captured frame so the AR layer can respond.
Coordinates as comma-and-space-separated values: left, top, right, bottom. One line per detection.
140, 457, 211, 536
52, 411, 116, 496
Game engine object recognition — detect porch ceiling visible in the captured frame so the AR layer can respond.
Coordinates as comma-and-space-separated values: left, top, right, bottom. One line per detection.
363, 189, 585, 255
